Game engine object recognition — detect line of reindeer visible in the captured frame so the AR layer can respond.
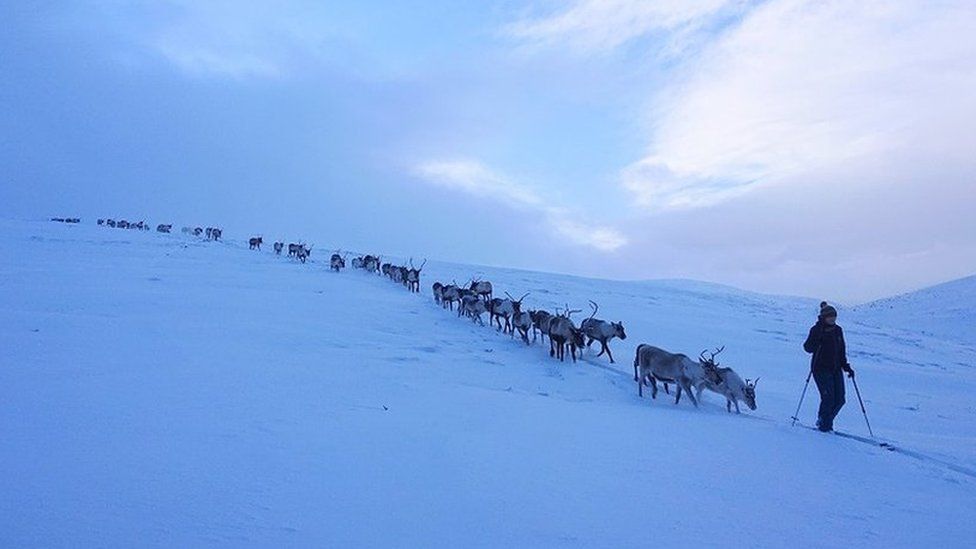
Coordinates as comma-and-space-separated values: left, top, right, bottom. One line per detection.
430, 278, 759, 414
93, 217, 760, 415
97, 218, 222, 239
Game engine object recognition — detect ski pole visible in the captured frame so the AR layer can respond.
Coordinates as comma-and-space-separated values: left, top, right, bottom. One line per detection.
791, 370, 813, 427
850, 375, 875, 438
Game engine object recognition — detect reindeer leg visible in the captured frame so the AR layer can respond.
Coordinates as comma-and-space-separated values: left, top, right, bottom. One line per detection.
650, 377, 658, 399
596, 340, 606, 357
606, 344, 615, 364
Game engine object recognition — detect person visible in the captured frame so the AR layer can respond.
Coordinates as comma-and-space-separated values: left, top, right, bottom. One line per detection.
803, 301, 855, 432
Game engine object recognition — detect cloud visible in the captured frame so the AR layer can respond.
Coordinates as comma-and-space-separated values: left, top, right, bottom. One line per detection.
414, 160, 627, 252
505, 0, 736, 54
97, 0, 346, 79
510, 0, 976, 211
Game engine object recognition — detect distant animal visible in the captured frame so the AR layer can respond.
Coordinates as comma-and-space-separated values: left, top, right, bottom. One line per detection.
288, 243, 301, 257
205, 227, 213, 240
107, 219, 117, 228
193, 227, 203, 236
633, 344, 708, 408
351, 256, 364, 269
210, 228, 222, 241
440, 284, 461, 311
249, 237, 263, 250
97, 219, 105, 225
404, 259, 426, 292
156, 224, 172, 233
548, 307, 586, 362
470, 280, 493, 302
273, 242, 284, 255
330, 253, 346, 271
432, 282, 444, 305
488, 292, 529, 335
296, 244, 311, 263
364, 255, 381, 273
512, 310, 533, 345
461, 294, 487, 325
580, 301, 627, 363
529, 310, 553, 343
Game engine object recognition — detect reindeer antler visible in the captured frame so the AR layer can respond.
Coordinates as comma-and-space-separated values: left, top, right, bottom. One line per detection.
588, 300, 599, 319
517, 292, 530, 303
709, 346, 725, 363
418, 259, 427, 270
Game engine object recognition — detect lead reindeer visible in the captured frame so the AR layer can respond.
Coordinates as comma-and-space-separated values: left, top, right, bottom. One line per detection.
633, 344, 709, 408
405, 258, 426, 293
330, 252, 347, 271
580, 301, 627, 364
249, 236, 263, 250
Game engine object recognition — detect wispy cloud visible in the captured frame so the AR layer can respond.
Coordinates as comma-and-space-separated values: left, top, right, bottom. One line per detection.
414, 160, 627, 252
99, 0, 346, 79
505, 0, 736, 54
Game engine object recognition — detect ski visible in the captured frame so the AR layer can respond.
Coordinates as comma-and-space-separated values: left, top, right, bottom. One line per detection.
796, 423, 895, 450
795, 422, 976, 479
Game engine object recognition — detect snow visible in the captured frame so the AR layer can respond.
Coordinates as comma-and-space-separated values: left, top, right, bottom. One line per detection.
1, 218, 975, 547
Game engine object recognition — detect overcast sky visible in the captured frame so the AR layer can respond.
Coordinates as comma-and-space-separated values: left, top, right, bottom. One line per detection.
2, 0, 974, 303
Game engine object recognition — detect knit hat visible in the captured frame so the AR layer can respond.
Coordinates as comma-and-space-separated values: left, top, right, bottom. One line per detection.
819, 301, 838, 319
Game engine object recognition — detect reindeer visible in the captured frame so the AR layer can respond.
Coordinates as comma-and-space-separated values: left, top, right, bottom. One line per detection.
512, 310, 533, 345
456, 286, 476, 318
461, 294, 487, 325
488, 292, 529, 335
440, 283, 461, 311
633, 345, 709, 408
107, 219, 117, 228
205, 227, 213, 240
97, 219, 105, 226
249, 237, 263, 250
696, 347, 758, 413
580, 301, 627, 364
432, 282, 444, 305
193, 227, 203, 236
288, 243, 302, 258
404, 259, 426, 293
156, 224, 172, 233
330, 252, 347, 271
529, 310, 554, 343
549, 307, 586, 362
273, 242, 284, 255
296, 244, 312, 263
364, 255, 381, 273
469, 279, 493, 303
211, 228, 222, 241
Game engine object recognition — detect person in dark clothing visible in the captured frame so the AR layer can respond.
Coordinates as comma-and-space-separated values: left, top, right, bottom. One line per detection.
803, 302, 855, 432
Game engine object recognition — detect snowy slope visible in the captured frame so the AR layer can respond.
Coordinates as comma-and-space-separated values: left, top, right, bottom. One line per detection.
852, 275, 976, 346
1, 218, 975, 547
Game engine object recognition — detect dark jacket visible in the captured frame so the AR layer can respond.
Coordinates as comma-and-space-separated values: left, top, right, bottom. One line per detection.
803, 321, 849, 373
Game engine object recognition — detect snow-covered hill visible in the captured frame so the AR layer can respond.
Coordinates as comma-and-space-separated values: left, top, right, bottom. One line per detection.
852, 275, 976, 346
2, 219, 975, 547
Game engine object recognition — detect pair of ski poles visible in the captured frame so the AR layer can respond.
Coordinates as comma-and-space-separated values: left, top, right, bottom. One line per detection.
791, 367, 875, 438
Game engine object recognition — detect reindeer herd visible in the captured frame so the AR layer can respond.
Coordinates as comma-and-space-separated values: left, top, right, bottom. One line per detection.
76, 215, 760, 414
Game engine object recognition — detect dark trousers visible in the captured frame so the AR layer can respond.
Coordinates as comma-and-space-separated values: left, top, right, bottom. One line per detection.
813, 368, 846, 430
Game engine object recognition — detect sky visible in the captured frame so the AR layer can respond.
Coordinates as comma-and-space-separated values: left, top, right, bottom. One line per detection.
2, 0, 974, 303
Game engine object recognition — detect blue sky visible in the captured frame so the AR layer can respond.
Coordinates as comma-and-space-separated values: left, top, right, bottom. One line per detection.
2, 0, 974, 302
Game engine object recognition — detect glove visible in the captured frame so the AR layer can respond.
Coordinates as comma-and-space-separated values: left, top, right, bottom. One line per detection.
844, 364, 855, 379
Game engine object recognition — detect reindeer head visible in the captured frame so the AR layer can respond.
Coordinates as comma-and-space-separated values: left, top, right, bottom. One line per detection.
505, 292, 530, 314
613, 321, 626, 340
